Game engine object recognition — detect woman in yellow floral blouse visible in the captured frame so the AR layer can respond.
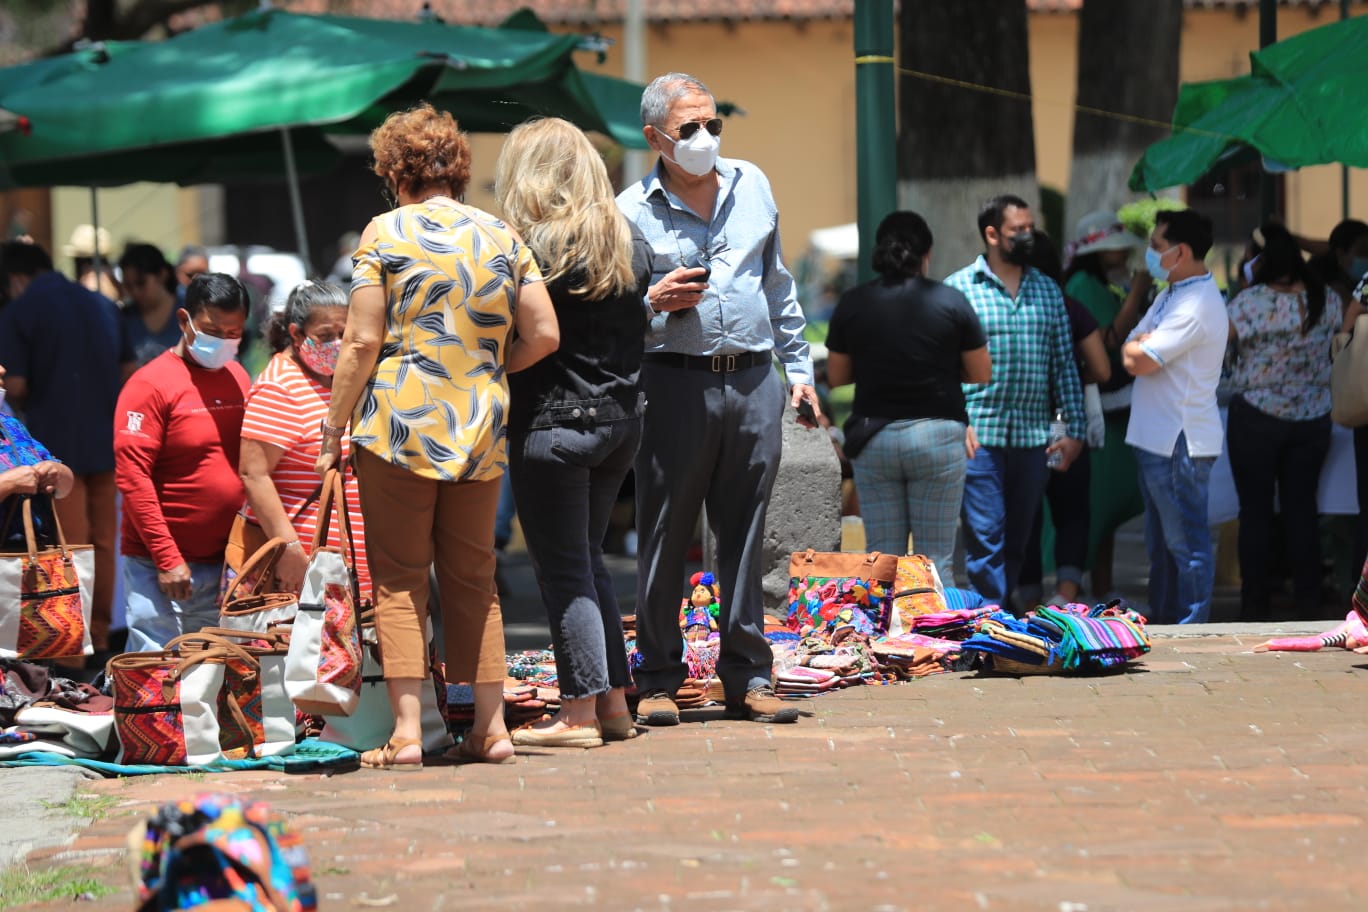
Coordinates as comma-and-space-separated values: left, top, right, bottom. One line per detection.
318, 103, 560, 771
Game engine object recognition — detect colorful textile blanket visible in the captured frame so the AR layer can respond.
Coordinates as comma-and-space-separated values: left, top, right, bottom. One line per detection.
1031, 605, 1151, 672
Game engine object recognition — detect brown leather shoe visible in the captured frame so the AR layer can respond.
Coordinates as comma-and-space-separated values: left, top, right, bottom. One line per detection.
725, 684, 799, 723
634, 689, 680, 726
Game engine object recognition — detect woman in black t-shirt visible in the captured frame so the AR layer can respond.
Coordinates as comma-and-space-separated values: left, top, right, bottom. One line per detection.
826, 211, 990, 576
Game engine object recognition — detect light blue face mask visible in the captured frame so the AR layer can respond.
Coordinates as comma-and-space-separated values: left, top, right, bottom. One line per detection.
1145, 246, 1172, 282
186, 325, 241, 370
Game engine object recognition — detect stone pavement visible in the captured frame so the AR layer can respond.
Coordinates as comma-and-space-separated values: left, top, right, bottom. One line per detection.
8, 627, 1368, 912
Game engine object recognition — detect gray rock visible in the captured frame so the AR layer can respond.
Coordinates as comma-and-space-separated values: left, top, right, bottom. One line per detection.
0, 766, 101, 872
761, 410, 843, 613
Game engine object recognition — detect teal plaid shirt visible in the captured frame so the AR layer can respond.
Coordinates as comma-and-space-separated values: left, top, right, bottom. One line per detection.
944, 256, 1086, 448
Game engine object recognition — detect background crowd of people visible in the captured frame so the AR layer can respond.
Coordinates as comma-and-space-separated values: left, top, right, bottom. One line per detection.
0, 71, 1364, 769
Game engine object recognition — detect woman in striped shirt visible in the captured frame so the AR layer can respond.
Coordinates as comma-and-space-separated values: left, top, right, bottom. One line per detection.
238, 282, 370, 597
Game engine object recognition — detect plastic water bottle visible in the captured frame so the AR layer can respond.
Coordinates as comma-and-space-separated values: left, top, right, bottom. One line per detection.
1047, 409, 1068, 469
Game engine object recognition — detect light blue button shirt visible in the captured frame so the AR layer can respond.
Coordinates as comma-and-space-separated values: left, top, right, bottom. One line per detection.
616, 157, 813, 387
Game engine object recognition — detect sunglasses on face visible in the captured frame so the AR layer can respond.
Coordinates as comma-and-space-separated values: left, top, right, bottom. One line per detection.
668, 118, 724, 141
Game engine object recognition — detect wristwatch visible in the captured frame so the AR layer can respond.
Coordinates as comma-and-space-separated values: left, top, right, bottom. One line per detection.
319, 419, 345, 438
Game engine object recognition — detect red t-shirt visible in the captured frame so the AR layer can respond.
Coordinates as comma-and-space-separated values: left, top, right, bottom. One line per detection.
115, 350, 250, 568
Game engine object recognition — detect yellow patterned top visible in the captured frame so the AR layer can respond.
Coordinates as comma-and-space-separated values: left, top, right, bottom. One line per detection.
350, 201, 543, 481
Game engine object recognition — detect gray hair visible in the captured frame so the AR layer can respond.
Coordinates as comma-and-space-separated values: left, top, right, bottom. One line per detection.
177, 244, 208, 265
640, 72, 715, 127
269, 280, 348, 353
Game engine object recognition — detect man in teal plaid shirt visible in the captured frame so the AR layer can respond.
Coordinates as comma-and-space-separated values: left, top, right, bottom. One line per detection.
945, 194, 1086, 608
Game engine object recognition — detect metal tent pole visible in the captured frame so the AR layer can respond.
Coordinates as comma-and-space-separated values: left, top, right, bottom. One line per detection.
854, 0, 896, 283
279, 127, 313, 275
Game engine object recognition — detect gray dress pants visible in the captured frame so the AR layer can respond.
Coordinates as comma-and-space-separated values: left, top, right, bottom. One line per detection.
633, 358, 784, 698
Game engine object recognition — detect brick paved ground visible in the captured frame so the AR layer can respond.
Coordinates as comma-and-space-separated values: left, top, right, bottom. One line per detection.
10, 629, 1368, 912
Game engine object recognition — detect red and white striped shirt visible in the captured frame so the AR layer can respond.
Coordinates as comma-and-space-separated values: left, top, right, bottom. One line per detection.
241, 351, 371, 599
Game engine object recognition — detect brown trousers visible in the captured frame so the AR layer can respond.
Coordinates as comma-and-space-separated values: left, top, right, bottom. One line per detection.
53, 471, 117, 651
353, 447, 506, 683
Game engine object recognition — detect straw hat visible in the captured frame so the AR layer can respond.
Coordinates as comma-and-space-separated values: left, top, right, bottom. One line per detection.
1071, 210, 1142, 257
62, 224, 112, 259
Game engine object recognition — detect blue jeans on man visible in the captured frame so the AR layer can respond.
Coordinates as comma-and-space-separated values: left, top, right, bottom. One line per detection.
123, 555, 221, 652
960, 445, 1051, 607
1134, 432, 1215, 624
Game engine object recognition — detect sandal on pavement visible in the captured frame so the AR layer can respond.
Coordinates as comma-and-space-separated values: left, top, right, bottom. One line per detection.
598, 713, 640, 742
360, 737, 424, 772
445, 733, 516, 765
511, 720, 603, 748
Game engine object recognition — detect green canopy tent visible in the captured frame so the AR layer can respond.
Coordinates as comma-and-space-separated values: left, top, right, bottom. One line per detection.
1130, 15, 1368, 193
0, 7, 649, 267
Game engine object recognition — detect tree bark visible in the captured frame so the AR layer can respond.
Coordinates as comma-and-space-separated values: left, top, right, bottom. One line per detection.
1066, 0, 1184, 232
897, 0, 1039, 277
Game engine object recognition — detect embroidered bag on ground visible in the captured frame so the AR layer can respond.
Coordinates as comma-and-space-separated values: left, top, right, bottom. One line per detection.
284, 470, 363, 716
175, 628, 298, 758
887, 553, 948, 635
130, 793, 315, 912
786, 549, 897, 636
0, 494, 95, 659
109, 639, 259, 766
219, 539, 300, 634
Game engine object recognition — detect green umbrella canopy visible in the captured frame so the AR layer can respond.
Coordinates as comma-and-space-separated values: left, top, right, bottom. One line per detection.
0, 7, 647, 188
1130, 14, 1368, 193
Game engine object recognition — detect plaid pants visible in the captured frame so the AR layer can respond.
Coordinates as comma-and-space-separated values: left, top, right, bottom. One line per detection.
851, 417, 966, 579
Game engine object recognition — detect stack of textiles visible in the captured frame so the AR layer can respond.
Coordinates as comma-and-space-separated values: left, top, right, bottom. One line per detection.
906, 604, 1000, 640
774, 665, 842, 695
504, 682, 559, 727
869, 633, 966, 679
507, 650, 558, 687
959, 603, 1150, 675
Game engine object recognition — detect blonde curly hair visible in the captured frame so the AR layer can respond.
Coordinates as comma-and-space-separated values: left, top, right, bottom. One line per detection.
494, 117, 635, 299
369, 103, 472, 198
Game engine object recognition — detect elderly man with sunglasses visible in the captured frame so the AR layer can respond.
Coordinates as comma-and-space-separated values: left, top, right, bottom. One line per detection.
617, 71, 821, 727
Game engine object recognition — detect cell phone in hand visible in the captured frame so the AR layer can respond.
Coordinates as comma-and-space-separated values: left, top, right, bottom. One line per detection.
682, 253, 711, 284
796, 398, 817, 423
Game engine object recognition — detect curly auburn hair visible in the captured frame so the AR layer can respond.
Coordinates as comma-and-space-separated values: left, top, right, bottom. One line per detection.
369, 103, 472, 198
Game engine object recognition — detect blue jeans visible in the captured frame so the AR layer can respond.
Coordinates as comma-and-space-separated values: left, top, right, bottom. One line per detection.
510, 418, 641, 699
1135, 432, 1216, 624
961, 445, 1050, 606
494, 471, 516, 550
123, 555, 222, 652
851, 417, 966, 580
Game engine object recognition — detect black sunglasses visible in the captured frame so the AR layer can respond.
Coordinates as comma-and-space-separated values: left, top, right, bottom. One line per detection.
670, 118, 723, 141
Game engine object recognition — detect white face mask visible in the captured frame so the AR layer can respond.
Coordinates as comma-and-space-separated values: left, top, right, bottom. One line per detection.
661, 126, 720, 177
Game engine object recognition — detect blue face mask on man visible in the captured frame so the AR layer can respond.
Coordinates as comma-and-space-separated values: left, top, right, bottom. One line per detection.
1145, 245, 1174, 282
186, 324, 241, 371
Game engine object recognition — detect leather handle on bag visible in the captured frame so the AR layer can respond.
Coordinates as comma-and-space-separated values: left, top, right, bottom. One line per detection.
165, 632, 261, 672
195, 625, 290, 653
221, 537, 291, 606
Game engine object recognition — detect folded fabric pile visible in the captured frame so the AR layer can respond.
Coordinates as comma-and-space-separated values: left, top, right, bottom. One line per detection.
959, 603, 1150, 675
870, 633, 966, 679
503, 682, 559, 728
775, 665, 844, 696
906, 604, 1001, 641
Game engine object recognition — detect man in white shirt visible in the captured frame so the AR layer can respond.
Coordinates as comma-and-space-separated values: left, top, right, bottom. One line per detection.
1122, 208, 1227, 624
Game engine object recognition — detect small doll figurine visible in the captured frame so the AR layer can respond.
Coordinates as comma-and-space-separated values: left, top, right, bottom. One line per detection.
679, 571, 723, 640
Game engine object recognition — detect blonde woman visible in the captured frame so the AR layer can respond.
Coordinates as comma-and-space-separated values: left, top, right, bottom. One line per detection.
495, 118, 652, 748
318, 104, 559, 770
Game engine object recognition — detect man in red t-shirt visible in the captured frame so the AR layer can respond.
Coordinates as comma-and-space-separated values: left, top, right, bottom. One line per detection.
115, 273, 251, 651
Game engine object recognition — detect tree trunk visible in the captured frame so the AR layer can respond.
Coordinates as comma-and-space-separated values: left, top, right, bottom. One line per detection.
1066, 0, 1184, 234
898, 0, 1038, 278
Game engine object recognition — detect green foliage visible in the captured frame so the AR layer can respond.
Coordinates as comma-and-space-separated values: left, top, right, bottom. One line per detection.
0, 865, 116, 908
1117, 198, 1186, 238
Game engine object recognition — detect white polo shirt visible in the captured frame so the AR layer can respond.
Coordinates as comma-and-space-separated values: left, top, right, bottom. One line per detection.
1125, 272, 1228, 459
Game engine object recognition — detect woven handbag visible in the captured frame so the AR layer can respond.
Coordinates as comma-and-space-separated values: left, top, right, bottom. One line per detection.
284, 470, 363, 716
0, 494, 94, 659
108, 637, 259, 766
176, 627, 298, 758
887, 554, 949, 635
218, 539, 300, 634
786, 549, 897, 636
